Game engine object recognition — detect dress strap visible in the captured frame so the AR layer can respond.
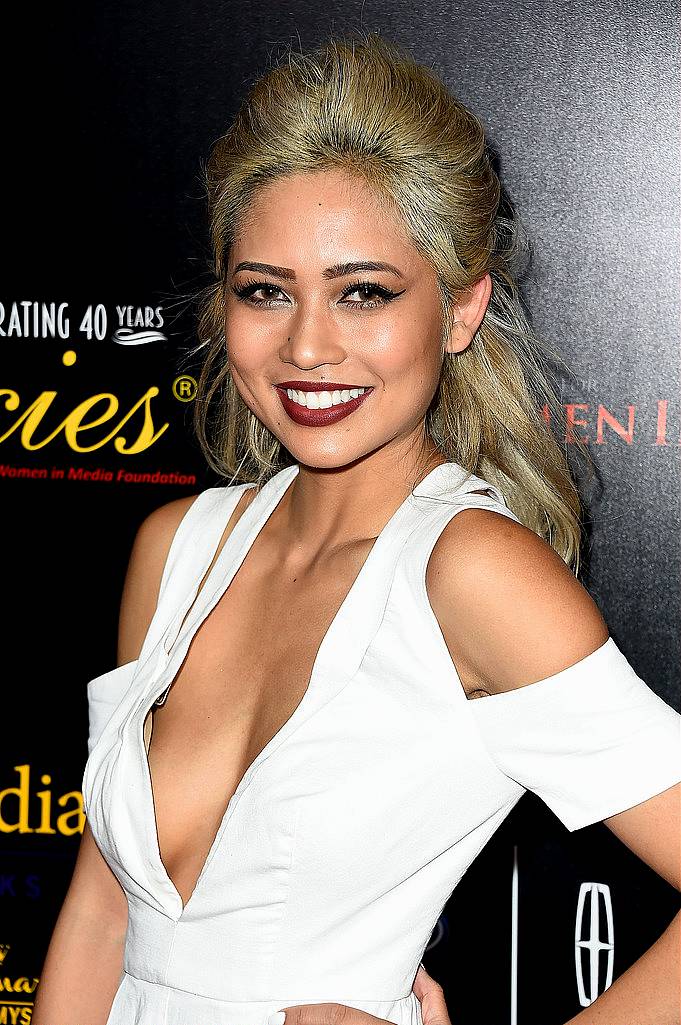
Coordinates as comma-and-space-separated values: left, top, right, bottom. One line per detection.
399, 477, 522, 628
136, 483, 256, 672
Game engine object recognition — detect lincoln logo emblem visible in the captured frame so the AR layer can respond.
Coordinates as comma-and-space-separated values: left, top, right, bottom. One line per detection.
575, 882, 614, 1006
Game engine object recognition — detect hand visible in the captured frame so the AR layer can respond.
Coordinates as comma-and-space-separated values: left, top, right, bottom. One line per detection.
267, 962, 452, 1025
412, 962, 452, 1025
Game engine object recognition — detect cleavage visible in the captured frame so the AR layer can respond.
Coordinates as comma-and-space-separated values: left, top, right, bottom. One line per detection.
143, 531, 373, 910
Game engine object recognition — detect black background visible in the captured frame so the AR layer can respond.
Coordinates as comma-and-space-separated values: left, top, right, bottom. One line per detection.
1, 2, 679, 1022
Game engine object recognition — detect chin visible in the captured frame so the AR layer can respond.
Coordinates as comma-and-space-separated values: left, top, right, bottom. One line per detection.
286, 446, 386, 474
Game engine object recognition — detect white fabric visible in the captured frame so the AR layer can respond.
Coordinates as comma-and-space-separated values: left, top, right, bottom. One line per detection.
81, 461, 681, 1025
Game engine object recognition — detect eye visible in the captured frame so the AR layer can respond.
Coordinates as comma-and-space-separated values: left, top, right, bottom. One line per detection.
230, 277, 405, 310
230, 278, 287, 308
339, 280, 404, 309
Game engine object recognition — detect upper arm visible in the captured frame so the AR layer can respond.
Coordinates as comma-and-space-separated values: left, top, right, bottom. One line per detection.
33, 820, 129, 1021
426, 507, 609, 697
65, 821, 130, 933
603, 784, 681, 891
116, 494, 200, 666
427, 508, 681, 885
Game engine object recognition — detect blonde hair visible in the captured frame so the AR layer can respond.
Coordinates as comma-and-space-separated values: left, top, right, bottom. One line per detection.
190, 30, 594, 574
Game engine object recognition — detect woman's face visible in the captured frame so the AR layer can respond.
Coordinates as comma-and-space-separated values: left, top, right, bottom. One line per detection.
224, 169, 489, 472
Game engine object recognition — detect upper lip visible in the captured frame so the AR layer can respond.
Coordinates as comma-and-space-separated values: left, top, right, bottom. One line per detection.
275, 381, 372, 392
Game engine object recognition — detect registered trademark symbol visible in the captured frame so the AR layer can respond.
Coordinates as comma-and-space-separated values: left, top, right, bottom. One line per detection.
172, 374, 197, 402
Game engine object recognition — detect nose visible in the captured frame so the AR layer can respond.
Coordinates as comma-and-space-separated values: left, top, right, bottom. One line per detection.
278, 304, 347, 370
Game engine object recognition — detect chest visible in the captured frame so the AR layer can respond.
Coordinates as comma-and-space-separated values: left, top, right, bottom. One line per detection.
143, 532, 376, 903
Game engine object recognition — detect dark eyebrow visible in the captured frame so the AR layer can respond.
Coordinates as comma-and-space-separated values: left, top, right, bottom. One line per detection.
231, 260, 404, 281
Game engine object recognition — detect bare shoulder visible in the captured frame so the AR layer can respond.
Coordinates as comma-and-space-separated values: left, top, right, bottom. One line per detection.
116, 493, 202, 665
425, 506, 609, 698
117, 486, 259, 665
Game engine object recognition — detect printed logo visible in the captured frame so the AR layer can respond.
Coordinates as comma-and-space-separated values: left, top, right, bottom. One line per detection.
0, 300, 167, 344
0, 876, 41, 900
112, 328, 167, 345
575, 882, 615, 1006
0, 766, 84, 836
0, 945, 38, 1023
424, 914, 446, 952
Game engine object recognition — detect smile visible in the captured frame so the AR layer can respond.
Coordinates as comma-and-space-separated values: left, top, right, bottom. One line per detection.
274, 383, 373, 427
285, 387, 368, 409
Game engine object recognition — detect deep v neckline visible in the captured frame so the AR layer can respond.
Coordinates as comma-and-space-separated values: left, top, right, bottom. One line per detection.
135, 460, 461, 919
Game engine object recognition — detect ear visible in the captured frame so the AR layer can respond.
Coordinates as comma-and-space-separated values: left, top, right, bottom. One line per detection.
444, 273, 492, 354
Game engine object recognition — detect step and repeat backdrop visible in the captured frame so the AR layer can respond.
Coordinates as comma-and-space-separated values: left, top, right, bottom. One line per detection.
1, 1, 679, 1023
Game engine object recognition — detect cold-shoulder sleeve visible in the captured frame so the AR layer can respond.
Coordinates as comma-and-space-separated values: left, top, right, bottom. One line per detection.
469, 637, 681, 831
86, 661, 138, 755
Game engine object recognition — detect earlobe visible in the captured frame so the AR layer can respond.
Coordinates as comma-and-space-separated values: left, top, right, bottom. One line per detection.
444, 321, 474, 356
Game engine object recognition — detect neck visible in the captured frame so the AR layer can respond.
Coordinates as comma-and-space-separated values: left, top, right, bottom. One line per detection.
276, 442, 448, 554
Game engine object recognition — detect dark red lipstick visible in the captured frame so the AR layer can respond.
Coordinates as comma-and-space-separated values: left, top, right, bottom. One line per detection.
274, 381, 373, 427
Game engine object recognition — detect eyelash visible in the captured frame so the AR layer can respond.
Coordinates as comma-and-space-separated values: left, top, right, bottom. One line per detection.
230, 277, 404, 310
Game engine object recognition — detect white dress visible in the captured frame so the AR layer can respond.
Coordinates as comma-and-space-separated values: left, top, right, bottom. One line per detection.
81, 461, 681, 1025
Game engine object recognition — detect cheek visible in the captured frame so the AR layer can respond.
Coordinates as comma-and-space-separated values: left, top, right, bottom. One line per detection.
224, 325, 267, 378
224, 303, 271, 355
371, 321, 442, 386
224, 349, 263, 401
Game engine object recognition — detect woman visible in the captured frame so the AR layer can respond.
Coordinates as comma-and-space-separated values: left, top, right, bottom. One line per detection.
34, 31, 680, 1025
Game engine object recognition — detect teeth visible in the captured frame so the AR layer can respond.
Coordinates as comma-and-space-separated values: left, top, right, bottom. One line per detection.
285, 388, 367, 409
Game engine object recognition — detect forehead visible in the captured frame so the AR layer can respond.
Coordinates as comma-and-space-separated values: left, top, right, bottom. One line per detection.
231, 170, 420, 270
